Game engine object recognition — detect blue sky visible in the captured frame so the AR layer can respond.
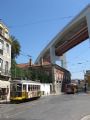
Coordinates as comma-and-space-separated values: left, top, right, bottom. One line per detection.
0, 0, 90, 79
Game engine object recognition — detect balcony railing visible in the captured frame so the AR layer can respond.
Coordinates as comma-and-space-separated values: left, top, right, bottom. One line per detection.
0, 68, 11, 77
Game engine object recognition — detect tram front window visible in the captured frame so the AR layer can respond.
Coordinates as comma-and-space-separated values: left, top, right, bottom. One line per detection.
16, 84, 22, 97
17, 84, 22, 91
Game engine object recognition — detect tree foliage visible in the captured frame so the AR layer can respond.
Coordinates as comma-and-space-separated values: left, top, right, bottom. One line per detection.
11, 36, 21, 60
10, 35, 21, 79
29, 68, 52, 83
10, 36, 52, 83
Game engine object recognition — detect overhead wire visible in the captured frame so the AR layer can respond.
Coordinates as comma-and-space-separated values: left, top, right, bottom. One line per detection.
7, 16, 73, 29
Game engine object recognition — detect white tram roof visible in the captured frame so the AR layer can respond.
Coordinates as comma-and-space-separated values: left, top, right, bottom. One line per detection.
11, 80, 41, 85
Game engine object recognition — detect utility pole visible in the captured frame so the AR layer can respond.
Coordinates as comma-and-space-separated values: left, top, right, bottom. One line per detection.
27, 55, 32, 79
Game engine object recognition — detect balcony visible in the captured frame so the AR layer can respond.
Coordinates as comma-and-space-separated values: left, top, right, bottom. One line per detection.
0, 28, 3, 36
0, 28, 9, 40
0, 68, 11, 77
4, 33, 9, 39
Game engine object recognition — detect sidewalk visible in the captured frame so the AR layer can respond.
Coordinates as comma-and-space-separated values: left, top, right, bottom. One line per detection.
0, 100, 10, 104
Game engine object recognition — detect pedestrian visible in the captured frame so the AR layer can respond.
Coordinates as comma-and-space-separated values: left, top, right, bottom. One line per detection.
84, 83, 87, 93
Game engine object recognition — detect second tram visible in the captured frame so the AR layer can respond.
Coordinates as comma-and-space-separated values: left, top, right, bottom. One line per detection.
65, 83, 78, 94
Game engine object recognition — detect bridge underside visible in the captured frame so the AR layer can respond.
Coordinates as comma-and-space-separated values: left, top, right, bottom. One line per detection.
55, 17, 89, 56
35, 5, 90, 66
42, 17, 89, 63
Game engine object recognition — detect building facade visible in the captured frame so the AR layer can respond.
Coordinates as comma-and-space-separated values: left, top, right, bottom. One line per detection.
0, 22, 11, 102
84, 70, 90, 91
17, 62, 71, 94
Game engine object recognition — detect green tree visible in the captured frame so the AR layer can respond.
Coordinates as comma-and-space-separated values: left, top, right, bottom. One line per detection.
29, 67, 52, 83
10, 36, 21, 79
11, 36, 21, 60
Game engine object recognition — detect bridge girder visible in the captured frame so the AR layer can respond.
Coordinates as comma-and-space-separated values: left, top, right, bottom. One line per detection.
35, 4, 90, 68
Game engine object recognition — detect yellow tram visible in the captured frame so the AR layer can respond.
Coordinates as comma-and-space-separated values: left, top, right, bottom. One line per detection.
10, 80, 41, 102
65, 83, 78, 94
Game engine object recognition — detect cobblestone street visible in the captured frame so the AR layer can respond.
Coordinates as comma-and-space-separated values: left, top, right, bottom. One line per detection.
0, 94, 90, 120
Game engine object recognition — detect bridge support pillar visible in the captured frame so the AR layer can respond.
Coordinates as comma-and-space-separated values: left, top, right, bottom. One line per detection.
50, 46, 58, 94
50, 46, 67, 68
50, 46, 56, 64
60, 54, 67, 69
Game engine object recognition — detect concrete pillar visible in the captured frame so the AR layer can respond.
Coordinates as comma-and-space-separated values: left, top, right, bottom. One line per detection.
29, 58, 32, 66
51, 65, 56, 93
40, 57, 43, 65
50, 46, 56, 64
60, 54, 67, 69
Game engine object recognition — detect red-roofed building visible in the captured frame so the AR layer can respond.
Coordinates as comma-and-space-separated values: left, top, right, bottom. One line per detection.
16, 60, 71, 94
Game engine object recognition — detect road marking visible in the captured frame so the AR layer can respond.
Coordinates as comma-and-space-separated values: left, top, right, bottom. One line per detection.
81, 115, 90, 120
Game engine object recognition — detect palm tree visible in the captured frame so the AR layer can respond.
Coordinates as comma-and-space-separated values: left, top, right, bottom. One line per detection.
10, 36, 21, 79
10, 36, 21, 60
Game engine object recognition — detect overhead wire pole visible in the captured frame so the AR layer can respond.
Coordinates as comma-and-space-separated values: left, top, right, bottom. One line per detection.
19, 51, 32, 79
27, 55, 32, 80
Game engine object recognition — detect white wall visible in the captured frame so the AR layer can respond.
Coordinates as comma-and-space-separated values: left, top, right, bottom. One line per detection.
0, 36, 11, 76
40, 83, 51, 96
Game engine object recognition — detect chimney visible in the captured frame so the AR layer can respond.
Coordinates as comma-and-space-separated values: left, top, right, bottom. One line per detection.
41, 58, 43, 66
29, 58, 32, 66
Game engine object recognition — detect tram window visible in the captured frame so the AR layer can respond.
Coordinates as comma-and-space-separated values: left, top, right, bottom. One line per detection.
35, 85, 37, 90
37, 85, 38, 90
28, 85, 30, 91
17, 84, 22, 91
34, 85, 36, 90
38, 85, 40, 90
30, 85, 32, 91
23, 84, 26, 91
37, 85, 39, 90
33, 85, 34, 90
39, 85, 40, 90
36, 85, 38, 90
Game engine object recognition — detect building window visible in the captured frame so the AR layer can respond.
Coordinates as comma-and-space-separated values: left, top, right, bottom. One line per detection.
4, 31, 9, 39
0, 39, 4, 55
6, 43, 9, 53
0, 27, 2, 34
0, 58, 3, 72
5, 61, 9, 75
